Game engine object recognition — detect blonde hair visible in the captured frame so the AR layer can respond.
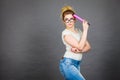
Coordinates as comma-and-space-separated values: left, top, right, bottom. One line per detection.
61, 6, 76, 20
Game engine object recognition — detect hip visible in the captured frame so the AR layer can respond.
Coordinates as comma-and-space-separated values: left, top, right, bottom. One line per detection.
60, 57, 81, 68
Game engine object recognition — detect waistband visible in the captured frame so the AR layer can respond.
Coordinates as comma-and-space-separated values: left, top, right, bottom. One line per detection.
61, 57, 81, 65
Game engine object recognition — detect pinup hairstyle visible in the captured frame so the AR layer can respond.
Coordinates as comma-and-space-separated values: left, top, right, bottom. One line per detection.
61, 6, 76, 21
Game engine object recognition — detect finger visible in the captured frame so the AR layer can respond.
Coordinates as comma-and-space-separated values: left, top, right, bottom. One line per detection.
83, 19, 85, 23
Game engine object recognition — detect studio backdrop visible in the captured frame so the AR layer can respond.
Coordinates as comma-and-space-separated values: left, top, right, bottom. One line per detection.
0, 0, 120, 80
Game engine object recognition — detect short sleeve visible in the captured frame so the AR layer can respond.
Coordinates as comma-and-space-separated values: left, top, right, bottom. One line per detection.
61, 29, 71, 44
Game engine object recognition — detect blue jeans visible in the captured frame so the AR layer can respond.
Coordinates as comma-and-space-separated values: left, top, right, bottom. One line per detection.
59, 57, 85, 80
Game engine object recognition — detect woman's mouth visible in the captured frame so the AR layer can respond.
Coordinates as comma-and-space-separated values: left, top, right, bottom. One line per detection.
68, 23, 72, 26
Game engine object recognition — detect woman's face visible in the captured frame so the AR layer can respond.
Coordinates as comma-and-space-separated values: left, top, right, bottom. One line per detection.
64, 14, 75, 28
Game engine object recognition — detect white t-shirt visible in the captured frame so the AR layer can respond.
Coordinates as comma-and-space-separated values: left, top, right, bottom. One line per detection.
62, 28, 83, 61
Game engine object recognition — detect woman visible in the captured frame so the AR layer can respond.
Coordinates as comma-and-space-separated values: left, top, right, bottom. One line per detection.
59, 6, 91, 80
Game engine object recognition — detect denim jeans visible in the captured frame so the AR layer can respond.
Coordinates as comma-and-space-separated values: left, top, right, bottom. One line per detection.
59, 57, 85, 80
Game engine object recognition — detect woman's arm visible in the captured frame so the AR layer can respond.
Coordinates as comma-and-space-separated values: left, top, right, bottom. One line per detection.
64, 20, 89, 51
71, 41, 91, 53
81, 40, 91, 53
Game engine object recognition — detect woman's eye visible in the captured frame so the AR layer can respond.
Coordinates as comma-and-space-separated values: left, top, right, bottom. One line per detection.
64, 18, 68, 21
70, 18, 74, 20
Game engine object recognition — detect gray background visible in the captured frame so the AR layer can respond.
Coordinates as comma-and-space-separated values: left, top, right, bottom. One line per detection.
0, 0, 120, 80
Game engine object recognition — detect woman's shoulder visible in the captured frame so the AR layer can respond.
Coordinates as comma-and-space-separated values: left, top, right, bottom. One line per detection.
62, 29, 71, 35
62, 29, 70, 33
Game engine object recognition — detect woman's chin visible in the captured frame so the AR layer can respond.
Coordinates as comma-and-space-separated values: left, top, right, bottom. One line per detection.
68, 26, 73, 28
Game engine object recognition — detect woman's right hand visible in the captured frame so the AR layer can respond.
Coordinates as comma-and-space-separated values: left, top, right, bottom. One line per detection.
71, 47, 82, 53
82, 20, 89, 31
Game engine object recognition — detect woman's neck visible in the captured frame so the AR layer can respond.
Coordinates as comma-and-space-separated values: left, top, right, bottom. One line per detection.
66, 26, 75, 31
66, 26, 78, 34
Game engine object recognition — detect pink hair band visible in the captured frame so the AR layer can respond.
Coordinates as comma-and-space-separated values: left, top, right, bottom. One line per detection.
73, 14, 84, 22
73, 14, 90, 25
